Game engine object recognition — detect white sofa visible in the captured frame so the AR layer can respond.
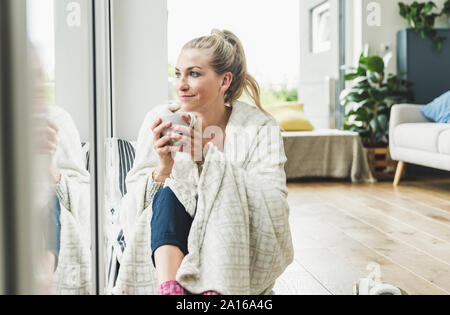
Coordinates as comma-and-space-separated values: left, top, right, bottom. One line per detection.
389, 104, 450, 185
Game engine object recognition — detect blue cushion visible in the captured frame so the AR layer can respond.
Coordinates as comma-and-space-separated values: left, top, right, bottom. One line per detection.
421, 91, 450, 123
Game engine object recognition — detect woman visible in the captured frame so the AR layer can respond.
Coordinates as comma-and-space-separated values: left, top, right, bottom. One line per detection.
114, 29, 293, 295
31, 47, 91, 294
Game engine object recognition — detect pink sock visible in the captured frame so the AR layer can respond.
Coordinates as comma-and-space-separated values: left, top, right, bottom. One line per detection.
157, 280, 186, 295
202, 290, 221, 295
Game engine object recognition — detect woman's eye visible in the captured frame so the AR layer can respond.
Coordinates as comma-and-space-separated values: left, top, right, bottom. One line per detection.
175, 72, 181, 78
190, 71, 199, 77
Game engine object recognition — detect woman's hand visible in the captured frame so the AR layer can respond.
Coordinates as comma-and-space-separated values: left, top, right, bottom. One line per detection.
151, 118, 182, 181
169, 114, 215, 163
35, 120, 61, 183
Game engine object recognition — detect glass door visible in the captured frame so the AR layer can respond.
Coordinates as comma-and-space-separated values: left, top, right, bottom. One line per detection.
0, 0, 98, 294
299, 0, 345, 129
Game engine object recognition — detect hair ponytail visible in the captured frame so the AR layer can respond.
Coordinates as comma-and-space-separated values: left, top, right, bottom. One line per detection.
244, 72, 265, 113
182, 29, 272, 118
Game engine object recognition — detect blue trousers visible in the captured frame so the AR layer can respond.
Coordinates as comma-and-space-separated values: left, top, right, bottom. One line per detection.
151, 186, 193, 267
42, 194, 61, 270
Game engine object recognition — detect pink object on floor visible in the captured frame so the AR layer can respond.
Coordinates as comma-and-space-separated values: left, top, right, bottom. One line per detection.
202, 290, 221, 295
157, 280, 186, 295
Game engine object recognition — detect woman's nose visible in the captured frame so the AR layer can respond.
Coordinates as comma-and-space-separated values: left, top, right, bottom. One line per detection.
177, 78, 189, 91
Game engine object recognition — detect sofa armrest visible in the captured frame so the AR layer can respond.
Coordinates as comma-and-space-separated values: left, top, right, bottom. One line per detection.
390, 104, 430, 127
389, 104, 430, 157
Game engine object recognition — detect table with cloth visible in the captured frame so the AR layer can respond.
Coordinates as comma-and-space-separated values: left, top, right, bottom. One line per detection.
282, 129, 375, 183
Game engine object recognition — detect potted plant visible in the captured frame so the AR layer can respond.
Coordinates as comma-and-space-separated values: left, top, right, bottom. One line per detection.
340, 51, 413, 179
399, 1, 446, 51
443, 0, 450, 26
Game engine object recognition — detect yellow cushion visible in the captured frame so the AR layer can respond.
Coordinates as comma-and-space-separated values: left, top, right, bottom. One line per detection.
264, 102, 314, 131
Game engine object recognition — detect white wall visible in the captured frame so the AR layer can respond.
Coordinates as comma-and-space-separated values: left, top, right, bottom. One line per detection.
351, 0, 448, 74
111, 0, 168, 141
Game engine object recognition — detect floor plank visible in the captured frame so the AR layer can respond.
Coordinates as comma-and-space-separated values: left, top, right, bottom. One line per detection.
324, 186, 450, 263
274, 260, 331, 295
362, 185, 450, 225
287, 205, 447, 295
282, 176, 450, 295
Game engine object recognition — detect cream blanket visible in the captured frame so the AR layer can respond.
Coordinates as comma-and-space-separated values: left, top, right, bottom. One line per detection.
113, 101, 294, 295
46, 106, 91, 295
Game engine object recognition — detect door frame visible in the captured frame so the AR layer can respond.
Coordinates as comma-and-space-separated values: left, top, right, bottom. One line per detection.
0, 0, 35, 294
337, 0, 346, 129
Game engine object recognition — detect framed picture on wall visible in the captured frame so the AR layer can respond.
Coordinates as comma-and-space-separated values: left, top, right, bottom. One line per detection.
311, 1, 331, 54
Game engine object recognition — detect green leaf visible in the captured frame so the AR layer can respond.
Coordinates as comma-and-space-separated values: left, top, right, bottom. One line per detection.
368, 88, 385, 102
355, 98, 372, 108
377, 114, 388, 132
423, 2, 436, 14
368, 71, 382, 85
411, 6, 418, 18
369, 117, 380, 132
379, 85, 390, 94
344, 73, 360, 81
399, 2, 409, 17
339, 89, 354, 105
353, 76, 369, 85
346, 92, 369, 103
433, 37, 446, 52
354, 106, 371, 122
420, 29, 426, 39
366, 56, 385, 73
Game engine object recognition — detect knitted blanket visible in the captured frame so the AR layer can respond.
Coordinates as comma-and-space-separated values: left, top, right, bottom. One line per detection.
47, 106, 91, 294
113, 101, 293, 295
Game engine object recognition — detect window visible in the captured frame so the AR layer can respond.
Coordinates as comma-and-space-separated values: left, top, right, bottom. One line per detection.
311, 1, 331, 54
167, 0, 300, 106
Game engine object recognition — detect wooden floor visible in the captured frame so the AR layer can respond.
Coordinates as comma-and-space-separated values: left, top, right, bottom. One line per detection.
273, 176, 450, 295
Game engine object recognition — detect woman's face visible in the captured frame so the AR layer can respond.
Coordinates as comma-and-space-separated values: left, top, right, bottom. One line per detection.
175, 48, 228, 112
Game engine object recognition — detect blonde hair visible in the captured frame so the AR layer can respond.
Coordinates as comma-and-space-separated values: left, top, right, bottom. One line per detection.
183, 29, 271, 117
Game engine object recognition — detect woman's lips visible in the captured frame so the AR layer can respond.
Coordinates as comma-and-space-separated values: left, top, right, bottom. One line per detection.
181, 95, 195, 99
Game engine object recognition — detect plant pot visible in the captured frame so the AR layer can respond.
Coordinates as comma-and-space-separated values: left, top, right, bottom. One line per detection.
366, 146, 398, 180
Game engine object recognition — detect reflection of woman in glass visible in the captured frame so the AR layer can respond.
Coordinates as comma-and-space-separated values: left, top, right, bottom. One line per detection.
31, 48, 91, 294
115, 29, 293, 295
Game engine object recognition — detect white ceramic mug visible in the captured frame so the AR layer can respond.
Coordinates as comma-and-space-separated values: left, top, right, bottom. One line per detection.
160, 111, 196, 146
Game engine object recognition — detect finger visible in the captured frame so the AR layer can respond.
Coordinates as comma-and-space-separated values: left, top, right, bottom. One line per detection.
156, 122, 172, 135
151, 118, 162, 131
48, 141, 58, 152
170, 132, 194, 147
48, 120, 59, 133
153, 121, 172, 142
180, 114, 191, 126
46, 126, 58, 142
156, 145, 181, 154
153, 135, 172, 149
172, 124, 193, 137
38, 144, 57, 155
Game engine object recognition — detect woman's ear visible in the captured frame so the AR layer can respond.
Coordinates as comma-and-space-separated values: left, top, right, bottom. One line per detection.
220, 72, 233, 94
